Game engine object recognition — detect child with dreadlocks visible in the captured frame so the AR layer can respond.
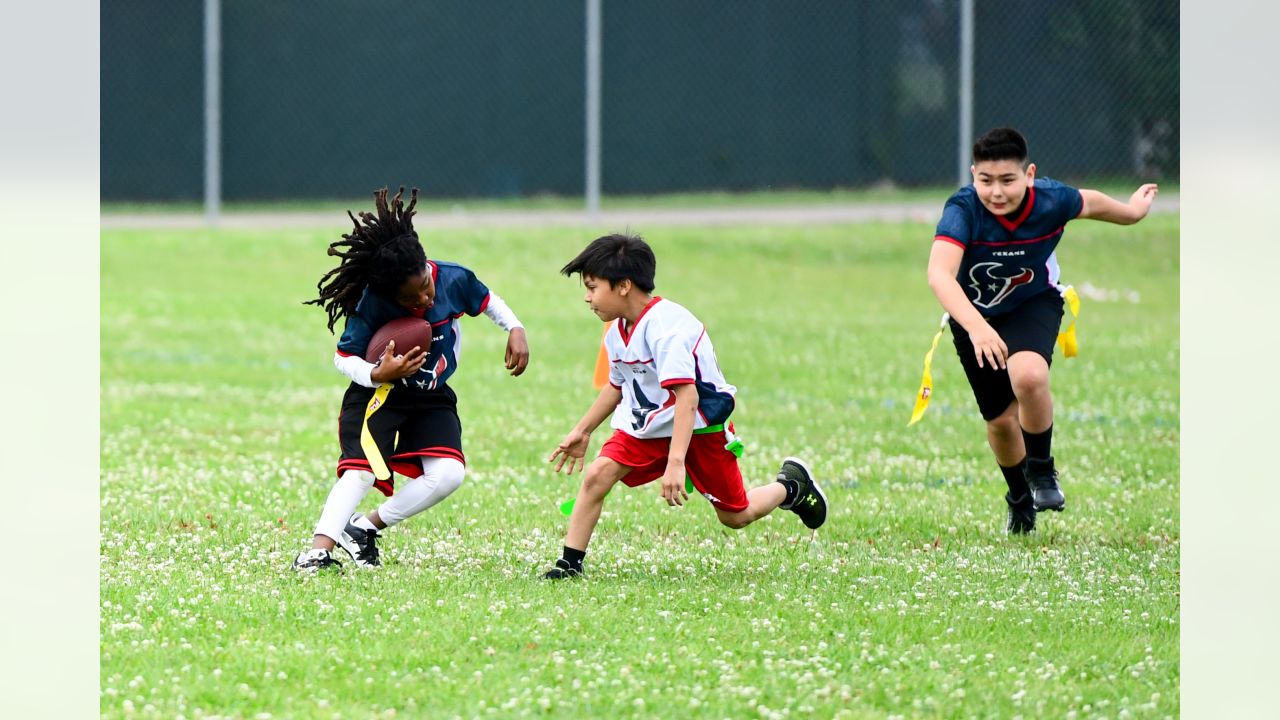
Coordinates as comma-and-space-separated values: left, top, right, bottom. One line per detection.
292, 186, 530, 572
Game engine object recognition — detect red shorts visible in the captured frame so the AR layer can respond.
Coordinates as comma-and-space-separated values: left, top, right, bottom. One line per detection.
599, 429, 748, 512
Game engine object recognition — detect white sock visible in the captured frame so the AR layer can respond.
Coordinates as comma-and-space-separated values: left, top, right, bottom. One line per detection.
352, 514, 378, 532
313, 470, 375, 542
377, 457, 465, 527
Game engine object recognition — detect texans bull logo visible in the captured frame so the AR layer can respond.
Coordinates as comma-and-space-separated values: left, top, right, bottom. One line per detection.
403, 354, 449, 390
967, 262, 1035, 309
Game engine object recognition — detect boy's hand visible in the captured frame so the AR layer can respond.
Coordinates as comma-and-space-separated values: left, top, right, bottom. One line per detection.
549, 429, 591, 473
505, 327, 530, 377
1128, 183, 1159, 219
967, 322, 1008, 370
660, 463, 688, 507
370, 340, 427, 382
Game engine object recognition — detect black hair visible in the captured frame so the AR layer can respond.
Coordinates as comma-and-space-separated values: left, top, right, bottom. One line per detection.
972, 127, 1029, 166
306, 186, 427, 333
560, 233, 656, 293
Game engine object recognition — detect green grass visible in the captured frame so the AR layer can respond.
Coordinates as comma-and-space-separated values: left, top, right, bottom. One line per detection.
101, 216, 1179, 718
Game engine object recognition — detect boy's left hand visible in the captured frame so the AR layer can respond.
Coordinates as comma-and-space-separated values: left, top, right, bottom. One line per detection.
1129, 183, 1159, 218
660, 465, 688, 507
505, 328, 529, 376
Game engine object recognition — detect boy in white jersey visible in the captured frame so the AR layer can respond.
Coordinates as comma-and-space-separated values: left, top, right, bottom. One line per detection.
542, 233, 828, 579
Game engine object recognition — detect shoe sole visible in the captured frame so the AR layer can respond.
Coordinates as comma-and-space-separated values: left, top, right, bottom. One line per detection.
782, 456, 828, 529
1033, 498, 1066, 512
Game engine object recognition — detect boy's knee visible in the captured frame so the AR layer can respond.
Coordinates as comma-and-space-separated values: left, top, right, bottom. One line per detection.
1009, 362, 1050, 397
438, 459, 465, 494
986, 409, 1020, 437
341, 469, 376, 489
716, 511, 751, 530
580, 464, 618, 497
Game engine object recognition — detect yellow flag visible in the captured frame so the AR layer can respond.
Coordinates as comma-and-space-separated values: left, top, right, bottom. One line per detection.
908, 314, 950, 426
360, 383, 394, 480
1056, 285, 1081, 358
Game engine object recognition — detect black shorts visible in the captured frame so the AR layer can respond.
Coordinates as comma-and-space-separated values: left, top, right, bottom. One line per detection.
950, 290, 1064, 421
336, 382, 464, 497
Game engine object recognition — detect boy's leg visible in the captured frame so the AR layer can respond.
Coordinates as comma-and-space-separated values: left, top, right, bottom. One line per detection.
565, 456, 630, 551
1007, 343, 1064, 512
544, 456, 632, 579
292, 469, 374, 571
713, 482, 786, 529
701, 450, 825, 530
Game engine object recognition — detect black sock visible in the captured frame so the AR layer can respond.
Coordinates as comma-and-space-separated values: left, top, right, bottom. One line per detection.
562, 546, 586, 570
778, 478, 800, 506
1022, 425, 1053, 461
1001, 460, 1029, 498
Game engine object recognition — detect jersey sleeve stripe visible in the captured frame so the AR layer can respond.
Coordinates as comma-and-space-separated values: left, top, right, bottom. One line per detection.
336, 348, 357, 357
660, 378, 695, 387
934, 235, 966, 248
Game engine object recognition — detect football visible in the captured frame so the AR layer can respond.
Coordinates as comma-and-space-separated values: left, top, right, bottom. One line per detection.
364, 317, 434, 362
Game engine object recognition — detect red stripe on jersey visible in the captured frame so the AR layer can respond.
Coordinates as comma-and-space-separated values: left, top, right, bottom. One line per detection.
619, 296, 663, 346
661, 378, 694, 387
336, 348, 357, 357
934, 235, 965, 248
474, 292, 491, 315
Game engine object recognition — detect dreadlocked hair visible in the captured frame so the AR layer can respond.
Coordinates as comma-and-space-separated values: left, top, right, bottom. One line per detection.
306, 186, 427, 333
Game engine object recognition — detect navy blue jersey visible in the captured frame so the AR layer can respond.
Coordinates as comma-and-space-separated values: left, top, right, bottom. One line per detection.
336, 260, 491, 391
934, 177, 1083, 317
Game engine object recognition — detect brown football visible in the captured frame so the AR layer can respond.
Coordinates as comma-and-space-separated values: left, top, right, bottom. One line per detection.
364, 317, 434, 363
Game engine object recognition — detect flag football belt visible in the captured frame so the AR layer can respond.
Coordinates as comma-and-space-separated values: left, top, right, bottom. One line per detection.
360, 382, 395, 480
908, 285, 1080, 426
693, 422, 745, 458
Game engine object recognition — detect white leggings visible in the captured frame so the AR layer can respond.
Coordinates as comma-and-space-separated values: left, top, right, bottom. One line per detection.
313, 457, 465, 540
377, 457, 466, 526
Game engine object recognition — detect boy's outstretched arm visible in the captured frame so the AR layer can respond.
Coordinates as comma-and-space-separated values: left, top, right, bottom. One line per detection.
1079, 184, 1159, 224
927, 241, 1009, 370
549, 384, 623, 473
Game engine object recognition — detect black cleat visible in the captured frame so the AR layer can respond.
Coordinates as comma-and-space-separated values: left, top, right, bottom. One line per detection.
1024, 457, 1065, 512
1005, 492, 1037, 534
291, 548, 342, 573
541, 558, 582, 580
336, 513, 382, 568
778, 457, 828, 530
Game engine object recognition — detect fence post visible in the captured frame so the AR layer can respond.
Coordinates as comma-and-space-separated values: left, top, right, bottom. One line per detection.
957, 0, 973, 188
585, 0, 602, 219
204, 0, 221, 224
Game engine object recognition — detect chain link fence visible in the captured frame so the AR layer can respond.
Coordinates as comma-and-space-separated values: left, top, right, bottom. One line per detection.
102, 1, 1177, 203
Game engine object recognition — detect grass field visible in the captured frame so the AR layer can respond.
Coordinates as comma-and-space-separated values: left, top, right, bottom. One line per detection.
101, 215, 1179, 718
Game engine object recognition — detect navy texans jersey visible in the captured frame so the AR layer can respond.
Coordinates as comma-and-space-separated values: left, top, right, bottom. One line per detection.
336, 260, 491, 391
934, 177, 1083, 317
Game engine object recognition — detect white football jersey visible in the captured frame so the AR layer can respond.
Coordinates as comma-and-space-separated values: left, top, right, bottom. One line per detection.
605, 297, 736, 439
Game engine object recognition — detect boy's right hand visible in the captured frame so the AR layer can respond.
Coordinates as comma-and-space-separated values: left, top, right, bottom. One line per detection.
549, 429, 591, 473
967, 322, 1008, 370
370, 340, 427, 383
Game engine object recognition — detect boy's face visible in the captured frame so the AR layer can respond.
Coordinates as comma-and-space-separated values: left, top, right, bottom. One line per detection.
971, 159, 1036, 216
394, 264, 436, 311
581, 274, 627, 321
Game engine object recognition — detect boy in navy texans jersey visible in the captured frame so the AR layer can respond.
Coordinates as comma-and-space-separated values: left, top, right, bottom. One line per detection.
292, 187, 529, 571
927, 128, 1158, 534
